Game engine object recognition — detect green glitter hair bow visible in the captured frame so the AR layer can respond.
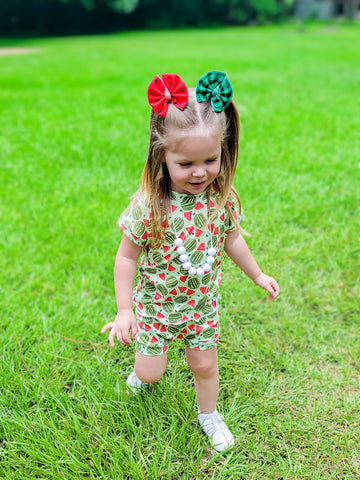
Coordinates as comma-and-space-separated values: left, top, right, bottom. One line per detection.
195, 71, 233, 113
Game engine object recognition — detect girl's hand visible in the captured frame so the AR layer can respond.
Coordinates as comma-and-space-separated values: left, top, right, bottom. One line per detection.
101, 310, 137, 347
254, 273, 280, 300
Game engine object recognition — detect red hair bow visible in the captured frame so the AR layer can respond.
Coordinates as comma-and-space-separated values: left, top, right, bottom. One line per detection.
147, 74, 188, 118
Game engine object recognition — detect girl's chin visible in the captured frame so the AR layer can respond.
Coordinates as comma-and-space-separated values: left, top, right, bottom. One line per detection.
171, 181, 209, 194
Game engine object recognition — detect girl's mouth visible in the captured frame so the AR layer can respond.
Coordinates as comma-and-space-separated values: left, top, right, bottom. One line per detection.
189, 181, 206, 188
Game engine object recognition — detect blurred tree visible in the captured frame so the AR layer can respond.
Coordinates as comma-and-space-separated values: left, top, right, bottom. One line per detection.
109, 0, 140, 13
60, 0, 139, 13
0, 0, 139, 35
0, 0, 293, 36
214, 0, 291, 23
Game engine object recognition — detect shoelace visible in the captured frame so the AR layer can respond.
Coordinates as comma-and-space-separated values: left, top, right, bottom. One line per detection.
201, 413, 226, 435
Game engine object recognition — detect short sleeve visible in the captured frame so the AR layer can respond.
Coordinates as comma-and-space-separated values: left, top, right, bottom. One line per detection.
224, 196, 241, 234
118, 195, 151, 247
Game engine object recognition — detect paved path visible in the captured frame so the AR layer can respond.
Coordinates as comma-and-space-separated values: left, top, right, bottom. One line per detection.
0, 48, 40, 56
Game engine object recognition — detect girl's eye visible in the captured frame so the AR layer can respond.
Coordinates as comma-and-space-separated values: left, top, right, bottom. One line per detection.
178, 159, 217, 167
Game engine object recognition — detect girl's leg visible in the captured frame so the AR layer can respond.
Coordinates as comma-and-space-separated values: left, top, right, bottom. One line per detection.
186, 346, 234, 452
134, 351, 168, 384
185, 347, 219, 414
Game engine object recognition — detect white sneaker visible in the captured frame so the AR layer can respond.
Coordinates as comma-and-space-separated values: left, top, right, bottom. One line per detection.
198, 411, 234, 452
126, 371, 149, 394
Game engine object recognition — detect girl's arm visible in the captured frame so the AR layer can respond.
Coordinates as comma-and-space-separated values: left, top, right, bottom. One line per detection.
224, 230, 280, 300
101, 234, 142, 346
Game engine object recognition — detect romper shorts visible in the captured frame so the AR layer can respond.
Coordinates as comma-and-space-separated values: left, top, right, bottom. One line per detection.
135, 307, 220, 356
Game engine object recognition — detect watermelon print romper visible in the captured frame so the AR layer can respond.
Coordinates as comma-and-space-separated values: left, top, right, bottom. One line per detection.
119, 190, 239, 356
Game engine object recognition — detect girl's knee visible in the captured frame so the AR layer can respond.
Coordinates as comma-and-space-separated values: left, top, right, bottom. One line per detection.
190, 361, 218, 378
134, 352, 167, 384
186, 349, 219, 377
135, 368, 164, 384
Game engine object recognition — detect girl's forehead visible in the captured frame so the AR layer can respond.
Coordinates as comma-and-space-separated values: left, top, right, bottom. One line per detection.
167, 125, 222, 148
166, 127, 222, 159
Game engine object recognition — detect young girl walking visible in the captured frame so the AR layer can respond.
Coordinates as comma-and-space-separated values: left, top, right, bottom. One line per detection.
101, 71, 280, 452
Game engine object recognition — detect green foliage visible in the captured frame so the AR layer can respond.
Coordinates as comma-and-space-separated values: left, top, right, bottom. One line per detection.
0, 0, 139, 36
215, 0, 292, 23
76, 0, 139, 12
1, 24, 360, 478
251, 0, 280, 17
109, 0, 139, 13
0, 0, 293, 36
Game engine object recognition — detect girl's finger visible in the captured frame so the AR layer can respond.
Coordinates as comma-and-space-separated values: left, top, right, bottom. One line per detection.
101, 322, 114, 334
119, 329, 132, 345
269, 281, 280, 299
131, 323, 138, 338
109, 327, 116, 347
116, 330, 123, 345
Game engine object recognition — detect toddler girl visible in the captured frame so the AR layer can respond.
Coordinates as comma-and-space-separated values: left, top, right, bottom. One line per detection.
101, 71, 280, 452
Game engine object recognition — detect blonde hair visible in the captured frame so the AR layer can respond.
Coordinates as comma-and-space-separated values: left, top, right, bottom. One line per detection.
138, 88, 241, 249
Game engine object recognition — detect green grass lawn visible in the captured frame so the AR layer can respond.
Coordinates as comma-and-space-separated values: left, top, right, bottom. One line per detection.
1, 23, 359, 479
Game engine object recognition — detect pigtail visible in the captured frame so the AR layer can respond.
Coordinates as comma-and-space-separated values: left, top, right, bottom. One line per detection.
138, 113, 171, 250
210, 99, 242, 230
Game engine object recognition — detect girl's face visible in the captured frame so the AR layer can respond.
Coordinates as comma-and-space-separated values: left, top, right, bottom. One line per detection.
164, 127, 222, 195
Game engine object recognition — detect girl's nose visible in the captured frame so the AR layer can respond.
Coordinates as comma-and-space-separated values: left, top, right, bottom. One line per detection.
192, 166, 206, 177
